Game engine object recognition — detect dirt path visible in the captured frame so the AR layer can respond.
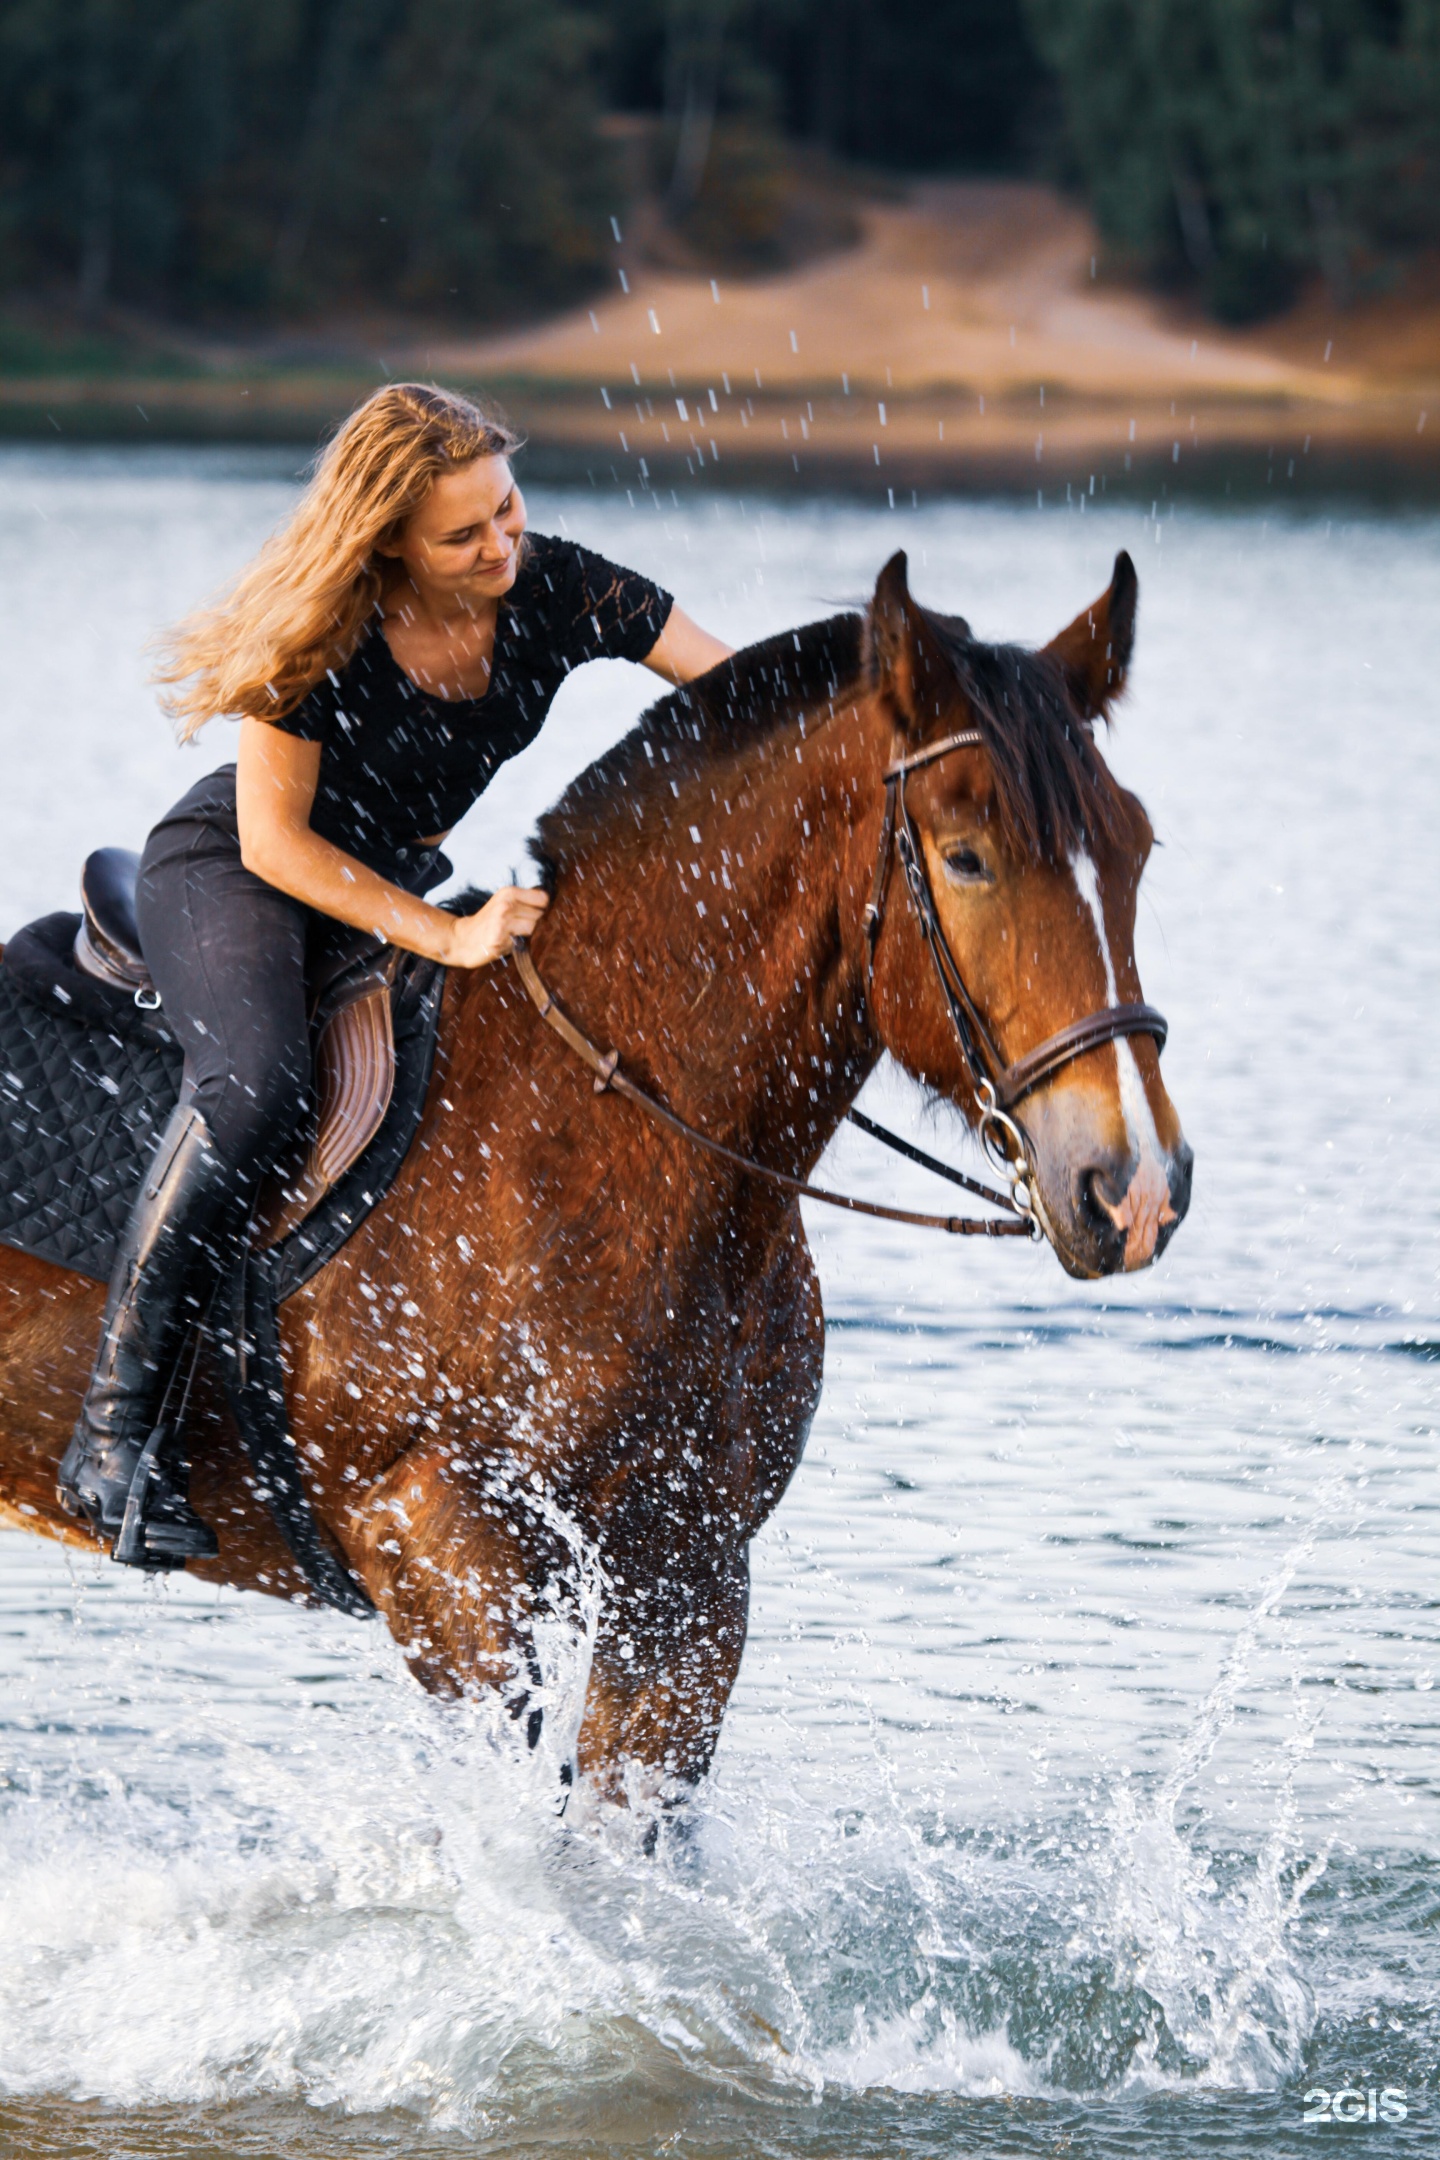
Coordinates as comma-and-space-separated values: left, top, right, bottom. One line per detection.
406, 182, 1433, 490
439, 183, 1354, 407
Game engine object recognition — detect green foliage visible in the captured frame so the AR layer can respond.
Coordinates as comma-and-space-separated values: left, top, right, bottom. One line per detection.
1023, 0, 1440, 319
577, 0, 1048, 270
0, 310, 196, 377
8, 0, 1432, 331
0, 0, 615, 322
768, 0, 1049, 171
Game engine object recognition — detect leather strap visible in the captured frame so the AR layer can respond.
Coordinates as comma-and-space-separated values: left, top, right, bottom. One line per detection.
874, 738, 1168, 1114
844, 1107, 1015, 1209
511, 944, 1030, 1238
861, 777, 898, 980
895, 796, 1005, 1086
511, 716, 1165, 1253
995, 1002, 1168, 1107
883, 728, 984, 779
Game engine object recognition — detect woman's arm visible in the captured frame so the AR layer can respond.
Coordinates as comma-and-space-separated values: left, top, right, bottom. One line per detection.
642, 603, 733, 684
235, 718, 546, 968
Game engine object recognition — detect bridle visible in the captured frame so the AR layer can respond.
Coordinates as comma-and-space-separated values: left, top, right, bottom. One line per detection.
512, 723, 1167, 1249
863, 726, 1168, 1231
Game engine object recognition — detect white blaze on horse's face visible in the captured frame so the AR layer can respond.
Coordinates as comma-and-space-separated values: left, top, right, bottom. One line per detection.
866, 541, 1191, 1279
1043, 846, 1180, 1273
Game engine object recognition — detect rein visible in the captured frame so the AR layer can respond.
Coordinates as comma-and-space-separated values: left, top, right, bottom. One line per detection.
510, 944, 1032, 1238
510, 721, 1167, 1250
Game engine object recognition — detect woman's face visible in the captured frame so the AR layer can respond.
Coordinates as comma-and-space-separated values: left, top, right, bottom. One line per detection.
390, 456, 527, 607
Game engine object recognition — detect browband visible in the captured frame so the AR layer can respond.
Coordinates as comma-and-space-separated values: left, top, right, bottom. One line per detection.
882, 728, 984, 781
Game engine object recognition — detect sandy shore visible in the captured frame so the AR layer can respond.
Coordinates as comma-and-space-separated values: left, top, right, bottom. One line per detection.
5, 183, 1436, 489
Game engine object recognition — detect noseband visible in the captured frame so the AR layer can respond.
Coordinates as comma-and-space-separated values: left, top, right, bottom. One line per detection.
863, 727, 1168, 1229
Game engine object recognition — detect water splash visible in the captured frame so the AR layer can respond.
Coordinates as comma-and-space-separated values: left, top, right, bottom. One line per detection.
1089, 1494, 1351, 2091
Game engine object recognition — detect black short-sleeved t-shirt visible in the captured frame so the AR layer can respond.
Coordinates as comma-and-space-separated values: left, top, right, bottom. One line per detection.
269, 533, 672, 867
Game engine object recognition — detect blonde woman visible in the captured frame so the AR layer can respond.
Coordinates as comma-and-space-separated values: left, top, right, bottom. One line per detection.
59, 383, 732, 1564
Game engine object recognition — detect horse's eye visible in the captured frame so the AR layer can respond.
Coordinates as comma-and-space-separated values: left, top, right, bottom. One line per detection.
942, 844, 991, 885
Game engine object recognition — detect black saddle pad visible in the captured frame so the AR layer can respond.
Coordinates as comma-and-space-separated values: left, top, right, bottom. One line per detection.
0, 909, 443, 1294
0, 914, 184, 1281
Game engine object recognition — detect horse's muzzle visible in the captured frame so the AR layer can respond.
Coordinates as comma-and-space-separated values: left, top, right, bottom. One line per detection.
1069, 1136, 1193, 1276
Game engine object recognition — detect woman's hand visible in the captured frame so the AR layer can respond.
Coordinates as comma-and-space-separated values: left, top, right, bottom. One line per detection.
237, 720, 549, 966
444, 885, 550, 968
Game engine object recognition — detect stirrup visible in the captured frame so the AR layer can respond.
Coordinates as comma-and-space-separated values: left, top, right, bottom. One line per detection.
111, 1423, 218, 1572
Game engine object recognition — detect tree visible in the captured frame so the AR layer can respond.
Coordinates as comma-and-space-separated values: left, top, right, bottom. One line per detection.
0, 0, 615, 322
1024, 0, 1440, 319
588, 0, 1047, 179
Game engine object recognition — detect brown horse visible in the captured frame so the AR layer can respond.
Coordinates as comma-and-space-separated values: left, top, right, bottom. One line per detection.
0, 550, 1190, 1800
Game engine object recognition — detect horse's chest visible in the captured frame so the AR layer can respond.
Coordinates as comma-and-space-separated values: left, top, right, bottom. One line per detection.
580, 1327, 811, 1547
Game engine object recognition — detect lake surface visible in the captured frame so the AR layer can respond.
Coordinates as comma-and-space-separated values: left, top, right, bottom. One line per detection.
0, 448, 1436, 2160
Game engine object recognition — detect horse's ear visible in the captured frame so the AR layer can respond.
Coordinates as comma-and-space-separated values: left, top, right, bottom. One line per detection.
867, 550, 949, 730
1043, 550, 1138, 719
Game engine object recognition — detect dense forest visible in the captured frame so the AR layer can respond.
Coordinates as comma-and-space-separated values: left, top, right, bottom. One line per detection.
0, 1, 614, 322
1026, 0, 1440, 320
0, 0, 1436, 327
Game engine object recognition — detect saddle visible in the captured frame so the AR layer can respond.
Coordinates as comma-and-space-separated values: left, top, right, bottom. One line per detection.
0, 849, 449, 1616
75, 847, 397, 1246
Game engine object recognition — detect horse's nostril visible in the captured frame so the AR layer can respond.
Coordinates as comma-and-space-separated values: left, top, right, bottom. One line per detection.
1081, 1165, 1128, 1240
1169, 1139, 1195, 1221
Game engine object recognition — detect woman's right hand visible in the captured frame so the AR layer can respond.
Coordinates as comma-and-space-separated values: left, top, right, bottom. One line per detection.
444, 884, 550, 969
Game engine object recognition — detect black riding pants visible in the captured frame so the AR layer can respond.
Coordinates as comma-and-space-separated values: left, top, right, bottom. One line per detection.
137, 766, 446, 1191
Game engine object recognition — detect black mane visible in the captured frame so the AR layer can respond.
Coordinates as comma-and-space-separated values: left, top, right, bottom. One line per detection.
536, 600, 1120, 872
536, 613, 862, 869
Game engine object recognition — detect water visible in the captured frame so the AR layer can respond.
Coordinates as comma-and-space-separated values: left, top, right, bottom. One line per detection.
0, 448, 1436, 2158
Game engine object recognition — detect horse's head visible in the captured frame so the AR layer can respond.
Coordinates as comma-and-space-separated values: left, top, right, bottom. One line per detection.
861, 550, 1192, 1279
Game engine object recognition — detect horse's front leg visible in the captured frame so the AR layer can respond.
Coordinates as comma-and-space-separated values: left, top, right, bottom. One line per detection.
576, 1545, 750, 1803
347, 1436, 562, 1732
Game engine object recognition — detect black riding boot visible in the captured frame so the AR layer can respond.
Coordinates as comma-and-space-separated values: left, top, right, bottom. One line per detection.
57, 1102, 231, 1566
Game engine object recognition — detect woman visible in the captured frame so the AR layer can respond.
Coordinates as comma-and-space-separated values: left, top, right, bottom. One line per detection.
58, 382, 732, 1565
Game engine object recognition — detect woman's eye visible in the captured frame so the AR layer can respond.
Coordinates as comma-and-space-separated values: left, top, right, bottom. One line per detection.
943, 845, 991, 884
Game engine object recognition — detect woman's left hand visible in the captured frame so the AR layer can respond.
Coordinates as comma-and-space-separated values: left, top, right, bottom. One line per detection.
444, 885, 550, 969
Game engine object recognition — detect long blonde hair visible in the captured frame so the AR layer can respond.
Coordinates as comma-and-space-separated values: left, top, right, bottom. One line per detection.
154, 383, 521, 739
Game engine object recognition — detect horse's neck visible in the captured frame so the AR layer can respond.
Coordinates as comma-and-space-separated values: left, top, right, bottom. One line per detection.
532, 711, 881, 1181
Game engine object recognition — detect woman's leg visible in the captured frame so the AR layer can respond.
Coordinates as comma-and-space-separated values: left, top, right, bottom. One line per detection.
138, 809, 313, 1198
59, 808, 313, 1564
